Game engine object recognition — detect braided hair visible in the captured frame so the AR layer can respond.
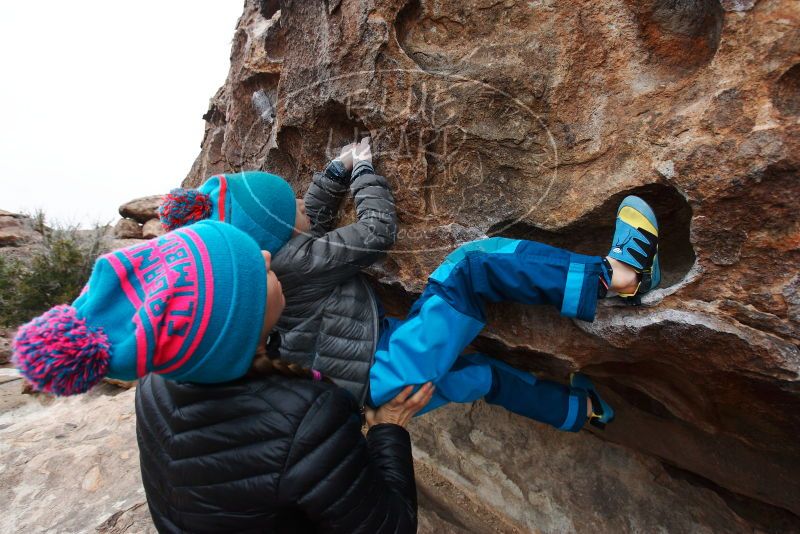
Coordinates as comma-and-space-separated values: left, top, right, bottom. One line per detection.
248, 352, 333, 384
249, 333, 332, 383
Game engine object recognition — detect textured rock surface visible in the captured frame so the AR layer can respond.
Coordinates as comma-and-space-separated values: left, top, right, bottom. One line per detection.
0, 385, 150, 533
408, 402, 767, 533
113, 218, 142, 239
141, 218, 165, 239
118, 195, 162, 224
182, 0, 800, 527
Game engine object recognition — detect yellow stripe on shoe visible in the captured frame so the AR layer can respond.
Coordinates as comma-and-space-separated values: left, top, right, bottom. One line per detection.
618, 206, 658, 237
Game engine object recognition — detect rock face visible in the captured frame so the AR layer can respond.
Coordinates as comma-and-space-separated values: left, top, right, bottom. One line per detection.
409, 403, 761, 533
182, 0, 800, 527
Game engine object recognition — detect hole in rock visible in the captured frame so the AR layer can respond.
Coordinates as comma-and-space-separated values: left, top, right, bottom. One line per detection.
627, 0, 724, 71
488, 183, 696, 288
259, 0, 279, 20
587, 338, 800, 454
261, 4, 285, 62
772, 64, 800, 116
605, 379, 680, 421
313, 101, 371, 157
582, 359, 703, 423
395, 0, 433, 71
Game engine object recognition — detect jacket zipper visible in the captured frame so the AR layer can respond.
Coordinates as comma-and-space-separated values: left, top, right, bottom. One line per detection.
360, 275, 379, 407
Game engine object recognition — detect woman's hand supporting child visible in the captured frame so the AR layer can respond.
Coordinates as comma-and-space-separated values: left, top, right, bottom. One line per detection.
366, 382, 435, 428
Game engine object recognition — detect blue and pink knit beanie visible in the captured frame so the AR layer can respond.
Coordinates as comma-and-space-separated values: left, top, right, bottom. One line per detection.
12, 221, 268, 396
159, 171, 297, 254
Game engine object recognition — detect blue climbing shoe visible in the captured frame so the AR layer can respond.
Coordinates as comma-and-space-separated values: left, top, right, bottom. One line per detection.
570, 373, 615, 429
607, 195, 660, 301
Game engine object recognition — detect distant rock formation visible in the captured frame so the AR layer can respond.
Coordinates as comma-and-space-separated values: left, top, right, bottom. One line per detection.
118, 196, 162, 224
0, 210, 42, 248
116, 195, 164, 240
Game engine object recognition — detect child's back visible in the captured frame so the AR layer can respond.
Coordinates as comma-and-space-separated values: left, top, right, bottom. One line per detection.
271, 151, 397, 405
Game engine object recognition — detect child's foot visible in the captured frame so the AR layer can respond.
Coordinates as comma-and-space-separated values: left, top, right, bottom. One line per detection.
607, 195, 660, 302
571, 373, 615, 429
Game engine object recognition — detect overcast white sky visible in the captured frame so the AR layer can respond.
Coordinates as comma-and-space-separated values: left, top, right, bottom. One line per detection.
0, 1, 244, 227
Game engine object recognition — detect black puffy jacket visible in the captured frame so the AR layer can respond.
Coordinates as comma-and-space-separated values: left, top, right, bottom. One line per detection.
135, 373, 417, 533
271, 162, 397, 405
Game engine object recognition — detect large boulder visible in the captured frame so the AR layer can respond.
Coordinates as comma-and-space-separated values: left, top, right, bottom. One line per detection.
179, 0, 800, 528
118, 196, 163, 224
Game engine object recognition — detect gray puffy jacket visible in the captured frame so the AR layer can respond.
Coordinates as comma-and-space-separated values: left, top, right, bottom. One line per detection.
271, 163, 397, 404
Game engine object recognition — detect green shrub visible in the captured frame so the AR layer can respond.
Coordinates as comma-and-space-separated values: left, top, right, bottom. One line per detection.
0, 219, 107, 327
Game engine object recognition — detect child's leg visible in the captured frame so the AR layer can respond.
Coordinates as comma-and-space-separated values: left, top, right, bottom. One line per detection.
416, 353, 588, 432
372, 197, 660, 426
414, 354, 495, 415
425, 237, 605, 322
370, 237, 605, 407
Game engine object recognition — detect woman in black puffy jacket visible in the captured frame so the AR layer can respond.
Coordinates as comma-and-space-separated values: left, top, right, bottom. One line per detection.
134, 240, 434, 533
136, 357, 433, 533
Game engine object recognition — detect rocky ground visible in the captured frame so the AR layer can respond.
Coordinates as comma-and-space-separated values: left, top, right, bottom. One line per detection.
1, 378, 782, 533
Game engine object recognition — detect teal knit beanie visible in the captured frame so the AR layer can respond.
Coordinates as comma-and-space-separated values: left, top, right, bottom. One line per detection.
159, 171, 297, 254
13, 221, 267, 395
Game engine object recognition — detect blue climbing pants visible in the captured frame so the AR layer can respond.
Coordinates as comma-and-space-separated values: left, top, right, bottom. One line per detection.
369, 238, 605, 432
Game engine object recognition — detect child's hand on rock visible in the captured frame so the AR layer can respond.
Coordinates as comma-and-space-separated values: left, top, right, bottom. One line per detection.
353, 137, 372, 167
335, 142, 356, 172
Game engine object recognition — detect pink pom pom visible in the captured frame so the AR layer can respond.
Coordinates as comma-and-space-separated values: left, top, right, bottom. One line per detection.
12, 305, 111, 396
159, 188, 212, 231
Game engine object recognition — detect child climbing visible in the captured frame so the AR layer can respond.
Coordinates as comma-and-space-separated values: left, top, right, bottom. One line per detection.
155, 137, 661, 431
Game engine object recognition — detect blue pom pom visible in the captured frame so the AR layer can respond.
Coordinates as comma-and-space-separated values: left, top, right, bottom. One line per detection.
13, 305, 111, 396
159, 188, 212, 230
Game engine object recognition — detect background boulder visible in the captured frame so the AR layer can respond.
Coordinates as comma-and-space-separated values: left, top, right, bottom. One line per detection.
118, 196, 163, 224
113, 218, 142, 239
141, 218, 165, 239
